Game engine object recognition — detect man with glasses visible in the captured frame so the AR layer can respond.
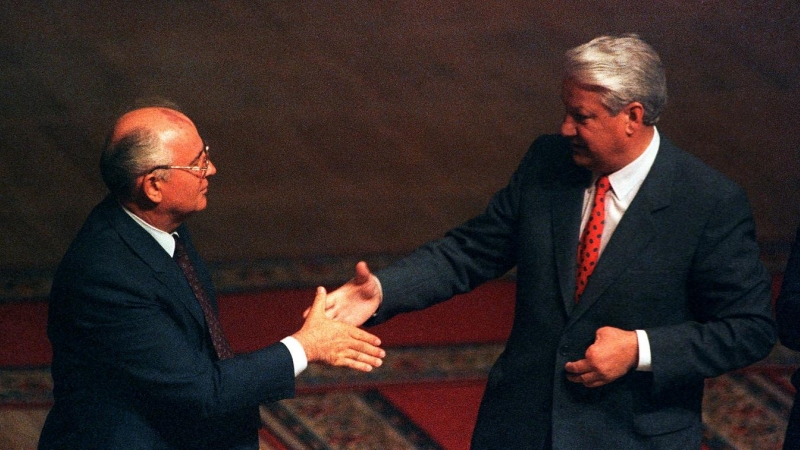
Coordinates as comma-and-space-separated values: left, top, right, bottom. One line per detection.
38, 105, 386, 449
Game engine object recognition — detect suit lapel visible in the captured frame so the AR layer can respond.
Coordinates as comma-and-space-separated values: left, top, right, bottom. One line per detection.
552, 168, 592, 314
567, 141, 677, 323
101, 198, 207, 327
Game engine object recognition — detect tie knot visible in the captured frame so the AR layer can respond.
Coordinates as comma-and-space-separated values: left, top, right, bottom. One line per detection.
173, 234, 186, 259
596, 176, 611, 195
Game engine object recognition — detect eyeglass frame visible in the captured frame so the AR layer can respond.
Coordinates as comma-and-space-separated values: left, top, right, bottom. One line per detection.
148, 144, 211, 178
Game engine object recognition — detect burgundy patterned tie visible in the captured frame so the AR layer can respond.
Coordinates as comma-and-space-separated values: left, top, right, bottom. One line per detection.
173, 235, 234, 360
575, 176, 611, 302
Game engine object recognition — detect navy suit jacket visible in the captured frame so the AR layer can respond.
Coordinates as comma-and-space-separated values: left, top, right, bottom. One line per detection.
776, 223, 800, 448
372, 134, 776, 449
39, 196, 295, 449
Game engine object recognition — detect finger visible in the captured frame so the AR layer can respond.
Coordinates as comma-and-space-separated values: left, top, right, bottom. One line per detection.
343, 333, 386, 358
349, 327, 382, 347
349, 340, 386, 359
340, 359, 377, 373
567, 373, 604, 388
564, 359, 590, 375
350, 350, 383, 368
584, 379, 607, 388
565, 369, 596, 384
309, 286, 327, 316
302, 306, 311, 319
354, 261, 372, 283
338, 351, 383, 372
566, 373, 586, 384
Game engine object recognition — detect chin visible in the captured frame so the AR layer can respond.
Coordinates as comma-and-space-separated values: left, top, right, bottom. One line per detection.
571, 153, 593, 169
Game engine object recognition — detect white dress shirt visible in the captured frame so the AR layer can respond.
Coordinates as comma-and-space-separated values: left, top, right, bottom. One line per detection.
579, 128, 660, 371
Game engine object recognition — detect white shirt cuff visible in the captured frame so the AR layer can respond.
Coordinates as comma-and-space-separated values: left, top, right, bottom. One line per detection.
280, 336, 308, 377
373, 276, 383, 317
635, 329, 652, 372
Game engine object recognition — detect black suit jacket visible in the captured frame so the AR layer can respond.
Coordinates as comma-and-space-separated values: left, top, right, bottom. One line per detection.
372, 134, 776, 449
776, 223, 800, 449
39, 196, 295, 449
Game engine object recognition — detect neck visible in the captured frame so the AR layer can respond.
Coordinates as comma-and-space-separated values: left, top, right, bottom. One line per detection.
121, 199, 181, 233
602, 126, 656, 175
631, 126, 656, 154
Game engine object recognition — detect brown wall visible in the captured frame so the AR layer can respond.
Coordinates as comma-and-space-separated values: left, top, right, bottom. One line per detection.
2, 1, 799, 276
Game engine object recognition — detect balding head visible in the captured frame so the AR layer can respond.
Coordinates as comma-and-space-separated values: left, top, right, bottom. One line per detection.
100, 107, 199, 201
111, 107, 195, 146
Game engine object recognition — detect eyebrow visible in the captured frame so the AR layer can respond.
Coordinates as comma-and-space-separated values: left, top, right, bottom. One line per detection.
188, 142, 206, 165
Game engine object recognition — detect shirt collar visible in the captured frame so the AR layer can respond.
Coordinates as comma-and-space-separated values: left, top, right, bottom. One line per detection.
121, 205, 177, 256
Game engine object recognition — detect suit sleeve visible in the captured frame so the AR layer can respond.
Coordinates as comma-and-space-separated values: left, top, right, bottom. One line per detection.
777, 223, 800, 350
371, 143, 535, 322
646, 185, 776, 392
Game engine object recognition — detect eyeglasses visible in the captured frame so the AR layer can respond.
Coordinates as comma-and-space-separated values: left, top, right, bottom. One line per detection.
150, 145, 211, 179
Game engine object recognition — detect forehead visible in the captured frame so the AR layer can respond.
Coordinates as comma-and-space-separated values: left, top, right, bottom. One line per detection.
562, 79, 597, 102
561, 79, 610, 116
157, 114, 202, 161
173, 140, 206, 165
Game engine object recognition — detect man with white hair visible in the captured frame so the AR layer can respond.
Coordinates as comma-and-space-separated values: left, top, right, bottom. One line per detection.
326, 34, 776, 449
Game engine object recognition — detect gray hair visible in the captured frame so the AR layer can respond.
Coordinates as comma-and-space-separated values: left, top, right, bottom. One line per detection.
99, 127, 172, 200
564, 34, 667, 125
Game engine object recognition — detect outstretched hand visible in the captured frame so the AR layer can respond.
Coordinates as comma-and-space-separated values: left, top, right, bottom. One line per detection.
304, 261, 383, 326
293, 286, 385, 372
564, 326, 639, 388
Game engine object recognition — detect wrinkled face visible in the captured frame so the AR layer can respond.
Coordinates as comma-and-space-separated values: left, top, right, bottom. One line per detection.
158, 113, 217, 221
560, 78, 632, 174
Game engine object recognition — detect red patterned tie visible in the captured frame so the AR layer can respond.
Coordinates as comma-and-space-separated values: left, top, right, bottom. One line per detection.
174, 236, 235, 360
575, 176, 611, 302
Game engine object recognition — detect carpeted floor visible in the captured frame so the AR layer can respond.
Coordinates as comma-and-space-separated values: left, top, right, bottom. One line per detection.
1, 343, 797, 449
1, 280, 798, 449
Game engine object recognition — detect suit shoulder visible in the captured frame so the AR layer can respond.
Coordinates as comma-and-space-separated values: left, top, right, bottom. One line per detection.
524, 134, 571, 161
53, 201, 157, 292
661, 138, 744, 195
516, 134, 579, 180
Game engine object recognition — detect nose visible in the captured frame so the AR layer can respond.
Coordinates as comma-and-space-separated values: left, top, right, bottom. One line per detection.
205, 160, 217, 178
560, 115, 576, 137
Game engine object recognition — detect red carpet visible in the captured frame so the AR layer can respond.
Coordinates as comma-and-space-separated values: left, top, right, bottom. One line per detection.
0, 302, 51, 367
378, 381, 486, 450
220, 280, 515, 353
0, 280, 515, 368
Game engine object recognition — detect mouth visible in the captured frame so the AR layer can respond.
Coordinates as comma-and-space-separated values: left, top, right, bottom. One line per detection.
570, 141, 588, 154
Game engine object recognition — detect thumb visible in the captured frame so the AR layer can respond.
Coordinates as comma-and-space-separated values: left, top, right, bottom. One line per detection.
354, 261, 372, 284
309, 286, 327, 316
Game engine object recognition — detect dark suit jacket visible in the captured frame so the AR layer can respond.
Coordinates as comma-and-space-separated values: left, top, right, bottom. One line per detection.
39, 196, 295, 450
371, 134, 776, 449
776, 223, 800, 449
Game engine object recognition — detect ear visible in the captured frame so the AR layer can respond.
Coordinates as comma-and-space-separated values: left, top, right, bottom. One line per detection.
141, 173, 164, 204
625, 102, 646, 135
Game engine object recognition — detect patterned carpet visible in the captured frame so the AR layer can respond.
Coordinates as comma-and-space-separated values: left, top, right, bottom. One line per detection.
260, 390, 444, 449
1, 343, 797, 449
703, 365, 794, 450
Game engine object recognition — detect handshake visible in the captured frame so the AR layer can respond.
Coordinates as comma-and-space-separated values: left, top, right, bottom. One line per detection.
292, 262, 385, 372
